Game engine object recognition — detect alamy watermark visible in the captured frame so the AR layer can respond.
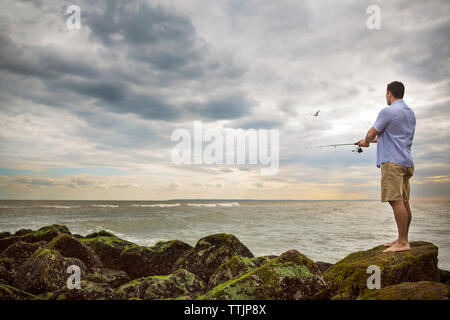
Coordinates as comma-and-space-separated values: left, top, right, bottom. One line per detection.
366, 5, 381, 30
171, 121, 279, 175
66, 265, 81, 289
66, 5, 81, 30
366, 265, 381, 289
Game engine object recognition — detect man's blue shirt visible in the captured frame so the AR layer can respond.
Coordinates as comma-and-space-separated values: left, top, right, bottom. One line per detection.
373, 99, 416, 168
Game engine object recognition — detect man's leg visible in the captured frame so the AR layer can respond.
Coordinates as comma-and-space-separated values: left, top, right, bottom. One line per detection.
383, 200, 410, 252
404, 200, 412, 233
384, 200, 412, 247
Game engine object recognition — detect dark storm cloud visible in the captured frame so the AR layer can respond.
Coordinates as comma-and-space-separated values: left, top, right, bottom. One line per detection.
0, 33, 97, 80
0, 0, 249, 123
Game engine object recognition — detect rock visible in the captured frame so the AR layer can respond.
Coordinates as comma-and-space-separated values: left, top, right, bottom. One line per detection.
87, 269, 130, 288
14, 248, 86, 294
439, 268, 450, 285
0, 232, 12, 240
120, 240, 192, 279
0, 256, 17, 284
324, 241, 440, 300
252, 255, 277, 266
14, 229, 32, 236
199, 249, 328, 300
358, 281, 449, 300
316, 261, 333, 274
173, 233, 254, 283
0, 284, 34, 300
32, 281, 117, 300
0, 224, 70, 252
116, 269, 206, 300
81, 231, 137, 270
49, 234, 103, 271
208, 256, 265, 289
0, 265, 11, 285
1, 241, 47, 266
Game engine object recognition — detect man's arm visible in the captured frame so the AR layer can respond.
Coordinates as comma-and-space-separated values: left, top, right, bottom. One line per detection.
357, 127, 380, 147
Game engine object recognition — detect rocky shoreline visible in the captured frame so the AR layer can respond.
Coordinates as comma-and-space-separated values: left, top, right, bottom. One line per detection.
0, 224, 448, 300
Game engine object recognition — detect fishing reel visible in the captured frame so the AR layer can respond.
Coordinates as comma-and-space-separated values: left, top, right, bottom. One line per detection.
352, 146, 363, 153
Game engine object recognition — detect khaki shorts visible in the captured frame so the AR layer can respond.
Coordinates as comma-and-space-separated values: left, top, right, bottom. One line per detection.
381, 161, 414, 202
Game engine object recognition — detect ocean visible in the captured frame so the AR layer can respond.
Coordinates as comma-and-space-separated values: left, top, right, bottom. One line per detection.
0, 200, 448, 269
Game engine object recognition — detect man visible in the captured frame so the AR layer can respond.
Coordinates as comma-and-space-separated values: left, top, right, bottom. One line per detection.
357, 81, 416, 253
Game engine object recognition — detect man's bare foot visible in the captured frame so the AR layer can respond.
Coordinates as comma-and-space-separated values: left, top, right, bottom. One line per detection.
384, 240, 398, 247
383, 241, 410, 253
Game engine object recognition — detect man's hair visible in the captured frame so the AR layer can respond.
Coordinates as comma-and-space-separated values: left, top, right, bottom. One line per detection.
387, 81, 405, 99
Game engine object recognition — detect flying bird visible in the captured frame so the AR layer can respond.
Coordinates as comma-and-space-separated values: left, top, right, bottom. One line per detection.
313, 110, 320, 117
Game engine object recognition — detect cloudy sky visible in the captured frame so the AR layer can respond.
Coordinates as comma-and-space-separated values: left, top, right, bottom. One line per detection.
0, 0, 449, 200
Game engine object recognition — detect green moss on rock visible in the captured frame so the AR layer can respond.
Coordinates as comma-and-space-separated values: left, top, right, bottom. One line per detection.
358, 281, 449, 300
86, 269, 130, 288
31, 280, 116, 300
199, 249, 328, 300
13, 247, 86, 295
0, 224, 70, 252
120, 240, 192, 279
173, 233, 254, 283
324, 241, 440, 300
116, 269, 206, 300
49, 234, 102, 271
0, 284, 34, 300
1, 241, 47, 266
81, 231, 137, 270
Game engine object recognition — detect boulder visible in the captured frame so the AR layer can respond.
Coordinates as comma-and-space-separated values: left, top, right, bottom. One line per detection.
31, 281, 117, 300
0, 232, 12, 240
13, 248, 86, 294
1, 241, 47, 266
0, 224, 70, 252
81, 231, 137, 270
116, 269, 206, 300
49, 234, 103, 271
173, 233, 254, 283
14, 229, 32, 236
87, 269, 130, 288
120, 240, 192, 279
199, 249, 328, 300
0, 284, 34, 300
316, 261, 333, 274
439, 268, 450, 285
324, 241, 440, 300
208, 255, 274, 289
0, 256, 16, 283
358, 281, 449, 300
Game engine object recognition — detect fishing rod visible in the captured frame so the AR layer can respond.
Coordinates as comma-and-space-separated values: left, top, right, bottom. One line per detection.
308, 142, 364, 153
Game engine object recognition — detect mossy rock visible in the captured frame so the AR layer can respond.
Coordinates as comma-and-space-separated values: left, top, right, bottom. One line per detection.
1, 241, 47, 266
173, 233, 254, 283
31, 280, 117, 300
87, 269, 130, 288
13, 248, 86, 294
0, 265, 11, 285
49, 234, 103, 271
0, 224, 70, 252
208, 255, 265, 289
199, 249, 328, 300
120, 240, 192, 279
438, 268, 450, 285
0, 284, 34, 300
14, 229, 33, 237
0, 232, 12, 240
81, 231, 137, 270
316, 261, 333, 273
324, 241, 440, 300
116, 269, 206, 300
358, 281, 449, 300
